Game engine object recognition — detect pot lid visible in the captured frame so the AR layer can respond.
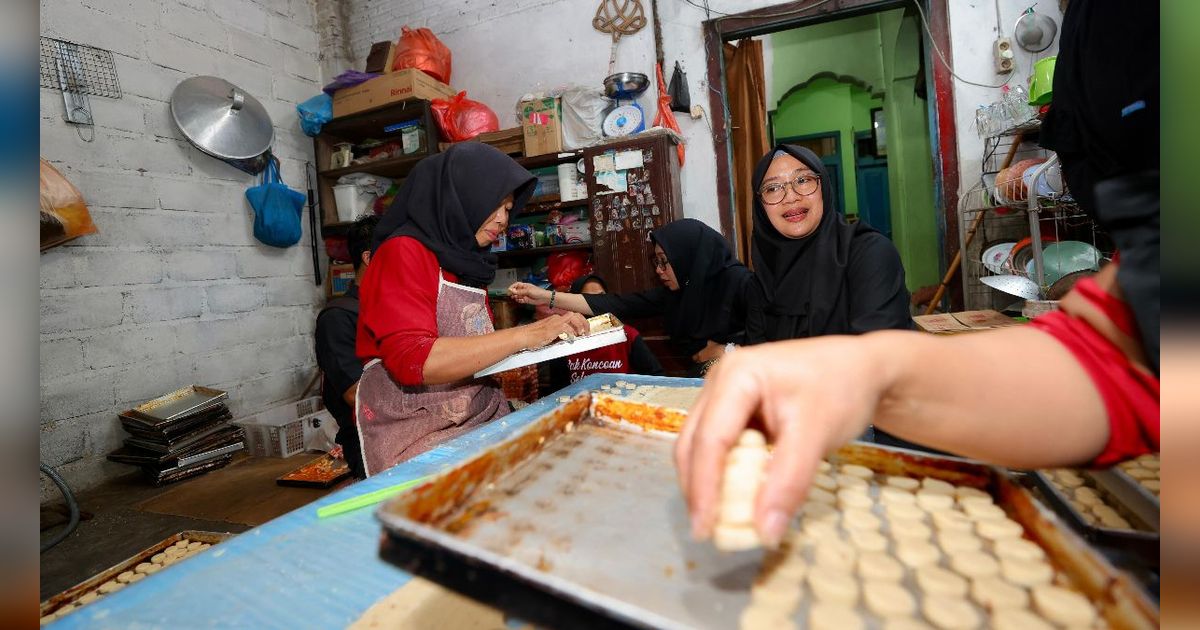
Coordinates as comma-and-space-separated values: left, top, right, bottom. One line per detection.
170, 76, 273, 160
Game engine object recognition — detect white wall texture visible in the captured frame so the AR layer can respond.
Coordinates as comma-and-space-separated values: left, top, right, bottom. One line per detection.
339, 0, 1063, 243
39, 0, 326, 499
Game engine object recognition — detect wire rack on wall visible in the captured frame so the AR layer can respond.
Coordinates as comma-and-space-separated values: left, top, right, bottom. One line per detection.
960, 123, 1113, 311
39, 36, 122, 98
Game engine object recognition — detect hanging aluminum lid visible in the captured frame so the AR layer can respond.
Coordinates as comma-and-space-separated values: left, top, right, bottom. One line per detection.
170, 76, 273, 160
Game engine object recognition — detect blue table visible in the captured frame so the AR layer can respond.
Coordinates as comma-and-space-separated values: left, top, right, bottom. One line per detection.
53, 374, 701, 629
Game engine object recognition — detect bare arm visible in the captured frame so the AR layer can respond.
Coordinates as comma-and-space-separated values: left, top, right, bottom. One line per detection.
421, 313, 588, 384
507, 282, 594, 316
675, 326, 1107, 545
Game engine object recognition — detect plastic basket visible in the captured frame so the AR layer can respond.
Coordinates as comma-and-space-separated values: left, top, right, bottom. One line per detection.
232, 397, 324, 458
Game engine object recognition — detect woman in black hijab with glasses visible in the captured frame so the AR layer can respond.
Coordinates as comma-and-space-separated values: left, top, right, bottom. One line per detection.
509, 218, 755, 376
747, 144, 911, 343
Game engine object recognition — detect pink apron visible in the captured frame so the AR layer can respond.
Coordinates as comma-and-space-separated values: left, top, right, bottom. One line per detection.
355, 272, 508, 476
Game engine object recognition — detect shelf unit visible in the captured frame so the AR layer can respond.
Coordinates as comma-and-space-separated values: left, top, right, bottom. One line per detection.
960, 122, 1112, 310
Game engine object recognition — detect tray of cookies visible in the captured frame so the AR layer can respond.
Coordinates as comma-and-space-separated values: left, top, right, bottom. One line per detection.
374, 379, 1158, 630
1030, 467, 1158, 567
40, 530, 232, 625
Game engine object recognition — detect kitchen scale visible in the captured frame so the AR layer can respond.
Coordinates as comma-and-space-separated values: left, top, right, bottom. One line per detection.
602, 72, 648, 137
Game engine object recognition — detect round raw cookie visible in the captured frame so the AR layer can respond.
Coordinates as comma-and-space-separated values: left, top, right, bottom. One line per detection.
134, 562, 154, 574
991, 607, 1055, 630
1072, 487, 1103, 507
97, 580, 123, 594
970, 576, 1029, 610
1126, 467, 1156, 480
921, 594, 980, 630
849, 530, 889, 553
174, 540, 188, 549
808, 570, 860, 604
836, 474, 870, 490
817, 460, 832, 473
887, 476, 921, 491
803, 517, 841, 540
77, 591, 100, 604
129, 572, 146, 583
1031, 584, 1098, 627
715, 524, 761, 551
992, 538, 1045, 562
806, 488, 836, 507
750, 580, 803, 611
1141, 479, 1160, 493
814, 539, 858, 570
881, 486, 918, 506
955, 486, 991, 501
889, 519, 933, 542
838, 489, 873, 510
840, 464, 875, 480
1000, 557, 1054, 587
976, 518, 1024, 541
813, 473, 838, 492
40, 612, 60, 625
151, 553, 166, 564
1090, 504, 1121, 521
916, 490, 955, 512
186, 541, 203, 551
921, 478, 956, 495
809, 602, 863, 630
762, 555, 809, 582
884, 618, 935, 630
931, 511, 974, 533
963, 503, 1007, 522
858, 552, 905, 581
843, 508, 882, 532
937, 531, 982, 555
948, 551, 1000, 579
1053, 471, 1085, 488
895, 540, 941, 569
864, 580, 917, 617
886, 502, 927, 522
739, 605, 797, 630
116, 571, 135, 584
1098, 514, 1132, 529
915, 565, 968, 597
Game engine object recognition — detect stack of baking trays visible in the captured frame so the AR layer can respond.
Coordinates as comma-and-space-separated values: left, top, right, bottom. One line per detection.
372, 374, 1158, 630
106, 386, 245, 485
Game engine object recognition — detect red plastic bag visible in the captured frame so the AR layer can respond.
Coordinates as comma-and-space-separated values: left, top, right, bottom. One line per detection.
391, 27, 452, 84
431, 91, 500, 141
547, 251, 592, 291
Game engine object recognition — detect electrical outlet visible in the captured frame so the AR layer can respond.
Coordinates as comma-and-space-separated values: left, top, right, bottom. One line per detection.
993, 37, 1014, 74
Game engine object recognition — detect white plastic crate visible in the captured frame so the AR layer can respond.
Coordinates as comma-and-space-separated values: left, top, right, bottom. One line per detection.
232, 397, 324, 458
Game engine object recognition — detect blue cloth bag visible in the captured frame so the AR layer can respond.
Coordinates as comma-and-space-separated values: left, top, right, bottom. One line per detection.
245, 156, 306, 248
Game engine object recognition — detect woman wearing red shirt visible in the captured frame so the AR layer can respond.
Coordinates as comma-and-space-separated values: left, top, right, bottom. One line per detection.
355, 143, 587, 476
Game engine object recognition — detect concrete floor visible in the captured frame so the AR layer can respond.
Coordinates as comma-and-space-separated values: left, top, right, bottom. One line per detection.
40, 454, 341, 600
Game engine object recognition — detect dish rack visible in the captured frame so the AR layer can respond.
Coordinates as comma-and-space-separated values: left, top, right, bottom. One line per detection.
959, 121, 1113, 311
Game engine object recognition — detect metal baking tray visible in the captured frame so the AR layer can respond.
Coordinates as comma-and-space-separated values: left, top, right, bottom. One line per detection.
1029, 470, 1159, 567
376, 393, 1158, 630
40, 530, 233, 620
119, 385, 228, 426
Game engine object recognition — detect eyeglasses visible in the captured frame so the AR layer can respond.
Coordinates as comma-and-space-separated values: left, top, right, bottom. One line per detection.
652, 255, 670, 270
759, 172, 821, 205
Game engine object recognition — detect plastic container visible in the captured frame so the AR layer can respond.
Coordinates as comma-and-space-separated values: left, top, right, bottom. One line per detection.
232, 397, 325, 458
333, 184, 369, 222
1029, 56, 1056, 105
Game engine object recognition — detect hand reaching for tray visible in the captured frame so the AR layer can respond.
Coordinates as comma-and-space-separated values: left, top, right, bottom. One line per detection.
507, 282, 551, 306
520, 312, 588, 350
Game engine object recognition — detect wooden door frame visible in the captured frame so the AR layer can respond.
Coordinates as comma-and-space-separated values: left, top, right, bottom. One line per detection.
704, 0, 962, 308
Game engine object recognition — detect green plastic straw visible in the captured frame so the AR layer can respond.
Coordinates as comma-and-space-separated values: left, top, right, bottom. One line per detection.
316, 476, 430, 519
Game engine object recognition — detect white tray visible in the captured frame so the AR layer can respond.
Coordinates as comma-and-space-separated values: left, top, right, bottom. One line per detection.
474, 326, 627, 377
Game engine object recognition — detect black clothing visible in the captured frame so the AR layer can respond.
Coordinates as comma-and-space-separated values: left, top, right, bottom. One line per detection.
583, 219, 756, 358
371, 143, 536, 286
315, 284, 365, 478
1038, 1, 1159, 373
748, 144, 911, 343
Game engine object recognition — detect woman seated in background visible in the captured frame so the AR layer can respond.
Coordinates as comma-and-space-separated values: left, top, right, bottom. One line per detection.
748, 144, 911, 343
541, 274, 664, 393
355, 143, 587, 476
509, 218, 755, 377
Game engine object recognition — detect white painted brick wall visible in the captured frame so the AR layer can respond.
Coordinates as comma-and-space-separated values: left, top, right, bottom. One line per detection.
40, 0, 325, 500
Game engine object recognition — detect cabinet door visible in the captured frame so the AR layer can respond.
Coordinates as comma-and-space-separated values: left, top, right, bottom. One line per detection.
583, 135, 683, 295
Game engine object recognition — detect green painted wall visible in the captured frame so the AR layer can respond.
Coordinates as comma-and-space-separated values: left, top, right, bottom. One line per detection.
767, 8, 940, 290
770, 77, 881, 216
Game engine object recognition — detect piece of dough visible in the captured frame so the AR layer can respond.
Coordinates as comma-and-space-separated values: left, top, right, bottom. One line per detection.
843, 508, 882, 532
151, 552, 166, 564
1098, 513, 1132, 529
881, 486, 917, 506
77, 591, 100, 604
134, 562, 153, 574
990, 607, 1055, 630
807, 487, 837, 505
1031, 584, 1098, 627
1141, 479, 1160, 493
840, 464, 875, 479
814, 539, 858, 570
739, 606, 797, 630
129, 572, 145, 583
992, 538, 1045, 562
858, 552, 905, 581
948, 551, 1000, 579
838, 488, 874, 510
1090, 504, 1121, 521
836, 474, 870, 490
999, 557, 1054, 586
931, 510, 974, 533
714, 524, 761, 551
937, 531, 982, 555
916, 490, 955, 512
969, 576, 1029, 610
955, 486, 991, 501
864, 580, 917, 618
116, 571, 135, 583
750, 580, 803, 611
808, 570, 860, 603
715, 430, 768, 550
922, 478, 956, 494
97, 580, 123, 594
849, 530, 889, 553
915, 565, 968, 597
976, 518, 1024, 541
1126, 467, 1156, 480
886, 503, 927, 522
963, 503, 1006, 522
921, 595, 980, 630
174, 540, 189, 549
895, 540, 941, 568
808, 602, 863, 630
818, 460, 832, 472
889, 519, 933, 541
813, 473, 838, 492
887, 476, 921, 491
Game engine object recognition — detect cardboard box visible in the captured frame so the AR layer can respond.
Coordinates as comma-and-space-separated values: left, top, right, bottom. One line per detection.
518, 96, 563, 157
332, 69, 457, 118
912, 309, 1020, 334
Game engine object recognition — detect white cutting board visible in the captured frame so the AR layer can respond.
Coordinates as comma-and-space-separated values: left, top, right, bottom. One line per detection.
474, 327, 627, 378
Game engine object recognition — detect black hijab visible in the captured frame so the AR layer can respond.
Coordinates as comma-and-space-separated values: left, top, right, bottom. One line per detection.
372, 143, 536, 286
569, 274, 607, 294
751, 144, 881, 339
651, 218, 751, 346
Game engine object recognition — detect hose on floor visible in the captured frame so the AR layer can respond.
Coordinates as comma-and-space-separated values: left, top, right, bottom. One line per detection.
40, 463, 79, 553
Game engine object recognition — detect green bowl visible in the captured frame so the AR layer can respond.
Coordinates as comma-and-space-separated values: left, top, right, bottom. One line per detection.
1029, 56, 1056, 106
